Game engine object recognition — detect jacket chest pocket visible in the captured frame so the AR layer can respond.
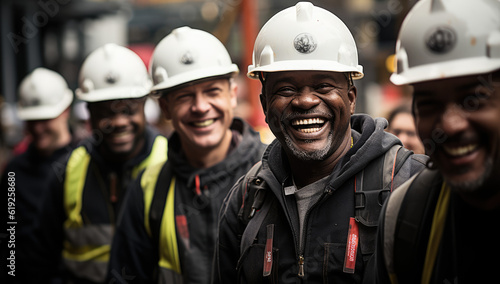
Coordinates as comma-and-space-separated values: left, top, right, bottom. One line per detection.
323, 243, 363, 283
237, 244, 280, 284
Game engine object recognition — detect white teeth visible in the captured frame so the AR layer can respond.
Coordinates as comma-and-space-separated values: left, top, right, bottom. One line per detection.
443, 144, 478, 156
192, 119, 214, 127
113, 132, 129, 137
298, 127, 321, 133
292, 118, 325, 126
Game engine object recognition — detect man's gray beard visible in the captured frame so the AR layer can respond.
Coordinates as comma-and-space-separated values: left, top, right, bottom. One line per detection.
444, 156, 494, 195
284, 132, 334, 161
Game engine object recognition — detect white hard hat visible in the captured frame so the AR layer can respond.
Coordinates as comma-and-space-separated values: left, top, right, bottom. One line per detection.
17, 67, 73, 121
391, 0, 500, 85
149, 26, 239, 94
75, 43, 152, 102
248, 2, 363, 80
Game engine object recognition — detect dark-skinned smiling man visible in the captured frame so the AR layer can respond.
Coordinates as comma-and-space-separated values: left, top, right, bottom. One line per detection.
214, 2, 428, 283
32, 44, 167, 284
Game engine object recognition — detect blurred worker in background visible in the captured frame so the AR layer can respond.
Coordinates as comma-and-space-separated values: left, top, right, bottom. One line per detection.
386, 103, 425, 154
0, 67, 74, 283
108, 26, 266, 284
367, 0, 500, 283
214, 2, 427, 283
33, 44, 168, 283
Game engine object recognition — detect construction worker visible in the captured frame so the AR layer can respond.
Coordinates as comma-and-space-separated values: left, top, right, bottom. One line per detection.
34, 44, 168, 283
0, 68, 74, 283
213, 2, 428, 283
386, 103, 425, 154
366, 0, 500, 283
107, 26, 266, 284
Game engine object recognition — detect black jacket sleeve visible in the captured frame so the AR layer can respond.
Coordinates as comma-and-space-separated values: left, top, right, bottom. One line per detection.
107, 176, 157, 284
212, 176, 246, 284
32, 173, 66, 282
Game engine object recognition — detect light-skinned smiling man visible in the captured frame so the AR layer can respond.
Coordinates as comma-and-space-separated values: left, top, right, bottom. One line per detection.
108, 27, 266, 284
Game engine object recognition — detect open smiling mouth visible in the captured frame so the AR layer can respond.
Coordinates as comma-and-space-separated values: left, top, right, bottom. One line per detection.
443, 143, 478, 157
191, 119, 215, 128
291, 118, 326, 133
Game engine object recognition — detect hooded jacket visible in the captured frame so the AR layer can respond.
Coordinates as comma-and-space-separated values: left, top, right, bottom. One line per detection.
33, 127, 167, 284
215, 114, 428, 284
108, 118, 266, 284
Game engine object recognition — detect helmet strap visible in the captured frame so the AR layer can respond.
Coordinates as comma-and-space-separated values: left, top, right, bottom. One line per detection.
344, 73, 353, 88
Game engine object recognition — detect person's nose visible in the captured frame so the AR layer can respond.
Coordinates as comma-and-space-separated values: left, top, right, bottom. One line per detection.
191, 93, 211, 114
440, 104, 469, 136
108, 113, 129, 129
291, 87, 321, 110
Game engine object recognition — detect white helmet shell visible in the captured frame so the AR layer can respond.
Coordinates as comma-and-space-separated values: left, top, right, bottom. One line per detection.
150, 26, 239, 94
75, 43, 152, 102
248, 2, 363, 80
391, 0, 500, 85
17, 68, 73, 121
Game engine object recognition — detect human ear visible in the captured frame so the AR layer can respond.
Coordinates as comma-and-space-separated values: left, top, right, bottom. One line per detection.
259, 93, 268, 123
348, 86, 357, 114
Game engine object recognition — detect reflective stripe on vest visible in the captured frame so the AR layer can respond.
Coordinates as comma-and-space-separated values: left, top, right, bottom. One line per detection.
132, 136, 168, 179
142, 162, 164, 237
142, 167, 182, 277
384, 178, 450, 284
159, 177, 181, 274
421, 183, 450, 284
63, 136, 167, 282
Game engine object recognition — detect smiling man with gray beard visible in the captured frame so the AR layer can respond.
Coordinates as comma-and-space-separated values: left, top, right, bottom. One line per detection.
213, 2, 428, 284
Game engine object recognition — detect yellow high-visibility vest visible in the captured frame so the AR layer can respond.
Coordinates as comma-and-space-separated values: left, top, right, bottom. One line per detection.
141, 162, 183, 283
63, 135, 167, 282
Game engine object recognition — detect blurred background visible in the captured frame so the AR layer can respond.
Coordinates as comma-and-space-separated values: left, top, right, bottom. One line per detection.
0, 0, 418, 165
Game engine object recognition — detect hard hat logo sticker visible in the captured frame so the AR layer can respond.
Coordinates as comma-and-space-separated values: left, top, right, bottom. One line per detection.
181, 51, 195, 65
294, 33, 317, 54
23, 97, 40, 107
106, 72, 120, 84
426, 26, 456, 54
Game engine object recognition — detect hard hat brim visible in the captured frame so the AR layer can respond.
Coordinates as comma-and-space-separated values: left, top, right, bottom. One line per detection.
17, 89, 73, 121
247, 60, 364, 80
390, 57, 500, 85
76, 85, 150, 102
150, 65, 239, 94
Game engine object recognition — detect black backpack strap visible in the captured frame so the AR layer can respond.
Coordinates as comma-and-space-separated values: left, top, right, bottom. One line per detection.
239, 193, 273, 256
391, 169, 442, 283
237, 161, 264, 222
150, 161, 173, 251
355, 145, 412, 260
236, 161, 275, 257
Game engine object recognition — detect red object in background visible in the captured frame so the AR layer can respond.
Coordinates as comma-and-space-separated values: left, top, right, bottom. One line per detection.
241, 0, 266, 128
128, 43, 155, 70
12, 135, 31, 156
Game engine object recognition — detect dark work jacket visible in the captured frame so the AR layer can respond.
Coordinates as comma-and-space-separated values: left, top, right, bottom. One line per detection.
0, 142, 75, 283
214, 114, 428, 284
365, 169, 500, 284
108, 118, 266, 284
32, 127, 166, 284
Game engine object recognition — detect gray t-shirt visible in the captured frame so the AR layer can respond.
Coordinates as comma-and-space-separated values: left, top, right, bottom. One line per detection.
285, 176, 329, 251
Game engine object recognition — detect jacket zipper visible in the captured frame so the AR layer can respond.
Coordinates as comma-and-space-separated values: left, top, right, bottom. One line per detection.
296, 189, 332, 278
